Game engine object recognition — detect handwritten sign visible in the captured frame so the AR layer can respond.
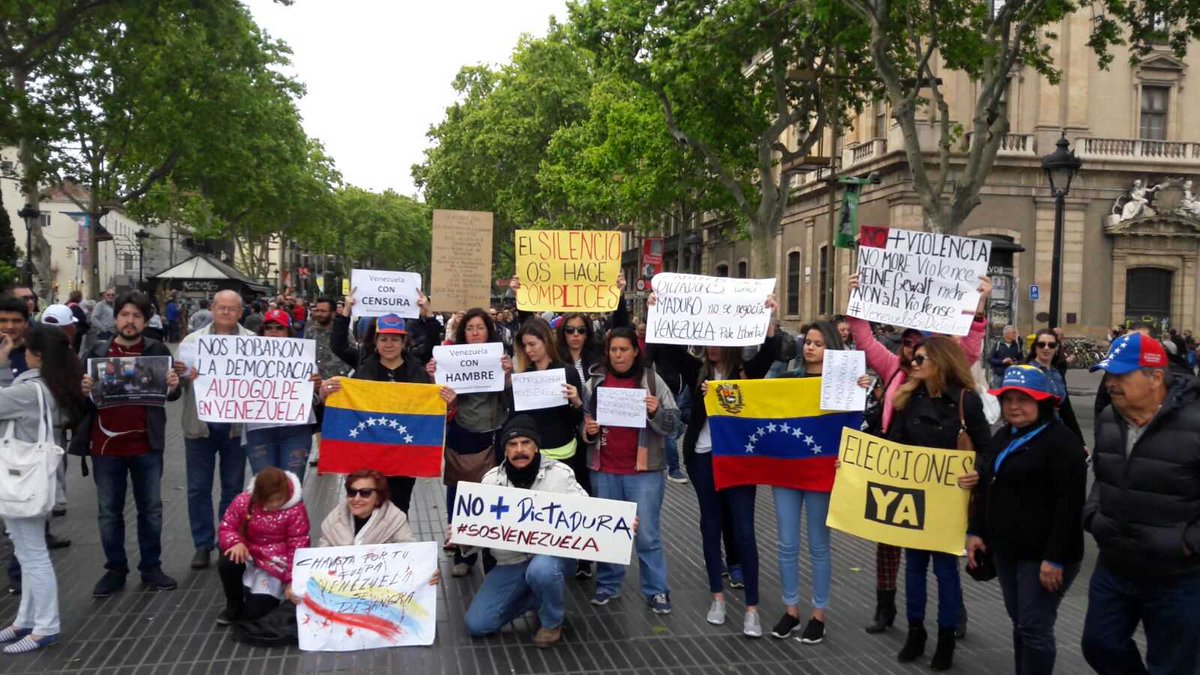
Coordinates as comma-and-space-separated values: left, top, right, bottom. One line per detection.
820, 350, 867, 412
292, 542, 438, 651
430, 210, 494, 312
450, 482, 637, 565
193, 335, 316, 424
510, 369, 568, 412
176, 342, 198, 369
87, 355, 172, 408
646, 273, 777, 346
847, 227, 991, 336
514, 230, 622, 312
596, 387, 647, 428
350, 269, 422, 319
432, 342, 505, 394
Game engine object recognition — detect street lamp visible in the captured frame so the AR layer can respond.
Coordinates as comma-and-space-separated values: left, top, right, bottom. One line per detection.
135, 229, 150, 290
684, 231, 702, 274
1040, 132, 1082, 330
16, 206, 39, 287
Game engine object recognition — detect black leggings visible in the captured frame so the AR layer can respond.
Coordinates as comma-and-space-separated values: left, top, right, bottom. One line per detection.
387, 476, 415, 514
218, 556, 282, 622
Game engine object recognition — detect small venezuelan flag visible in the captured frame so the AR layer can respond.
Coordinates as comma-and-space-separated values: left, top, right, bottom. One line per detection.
320, 380, 447, 478
704, 378, 864, 492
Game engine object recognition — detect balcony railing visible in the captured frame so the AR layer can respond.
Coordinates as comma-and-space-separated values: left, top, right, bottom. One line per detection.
844, 138, 888, 167
1078, 137, 1200, 163
963, 132, 1036, 156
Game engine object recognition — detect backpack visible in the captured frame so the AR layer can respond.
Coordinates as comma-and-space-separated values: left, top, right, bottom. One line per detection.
231, 602, 298, 648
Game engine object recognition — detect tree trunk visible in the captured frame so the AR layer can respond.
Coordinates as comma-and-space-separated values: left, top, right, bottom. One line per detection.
14, 66, 54, 300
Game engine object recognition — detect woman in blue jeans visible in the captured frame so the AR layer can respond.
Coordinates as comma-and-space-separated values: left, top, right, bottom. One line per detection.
244, 309, 321, 480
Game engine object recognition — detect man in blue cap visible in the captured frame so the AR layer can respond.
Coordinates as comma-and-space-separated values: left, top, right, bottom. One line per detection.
1080, 332, 1200, 675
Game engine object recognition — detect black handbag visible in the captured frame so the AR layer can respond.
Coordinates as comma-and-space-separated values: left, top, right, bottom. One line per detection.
965, 549, 997, 582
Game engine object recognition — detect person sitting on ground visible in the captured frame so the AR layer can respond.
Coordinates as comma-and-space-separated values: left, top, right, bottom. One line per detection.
318, 470, 414, 547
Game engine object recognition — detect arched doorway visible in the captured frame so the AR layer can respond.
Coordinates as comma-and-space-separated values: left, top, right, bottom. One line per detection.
1124, 267, 1173, 325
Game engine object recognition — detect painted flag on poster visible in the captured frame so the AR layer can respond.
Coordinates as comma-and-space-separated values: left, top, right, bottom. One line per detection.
319, 380, 447, 478
704, 378, 863, 492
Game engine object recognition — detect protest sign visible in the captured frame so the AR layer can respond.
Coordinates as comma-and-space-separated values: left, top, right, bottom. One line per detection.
646, 273, 777, 346
87, 355, 172, 408
450, 481, 637, 565
514, 230, 622, 312
350, 269, 422, 319
827, 428, 974, 555
596, 387, 647, 428
193, 336, 316, 424
846, 227, 991, 336
176, 343, 198, 369
430, 210, 494, 312
510, 369, 567, 412
820, 350, 867, 412
292, 542, 438, 651
432, 343, 505, 394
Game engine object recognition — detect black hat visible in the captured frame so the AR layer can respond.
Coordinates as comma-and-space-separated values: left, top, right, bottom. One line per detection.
500, 414, 542, 450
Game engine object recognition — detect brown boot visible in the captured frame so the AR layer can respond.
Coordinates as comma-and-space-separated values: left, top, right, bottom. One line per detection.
533, 626, 561, 648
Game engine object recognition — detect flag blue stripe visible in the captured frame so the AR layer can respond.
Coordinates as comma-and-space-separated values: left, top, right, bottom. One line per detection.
322, 407, 444, 447
709, 413, 862, 460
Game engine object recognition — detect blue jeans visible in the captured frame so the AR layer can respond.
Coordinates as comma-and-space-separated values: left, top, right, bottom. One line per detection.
185, 424, 246, 550
592, 471, 669, 599
92, 453, 164, 572
464, 556, 574, 635
664, 387, 691, 474
905, 548, 962, 629
772, 487, 831, 609
1082, 557, 1200, 675
245, 425, 313, 481
687, 452, 758, 605
4, 516, 57, 635
995, 552, 1079, 675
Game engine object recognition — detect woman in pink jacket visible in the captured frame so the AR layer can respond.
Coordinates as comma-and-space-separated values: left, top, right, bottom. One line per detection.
216, 467, 310, 625
848, 274, 991, 637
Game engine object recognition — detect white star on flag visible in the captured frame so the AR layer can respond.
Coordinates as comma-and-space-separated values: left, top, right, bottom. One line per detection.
348, 428, 359, 438
367, 418, 378, 427
792, 428, 804, 439
398, 425, 407, 434
744, 442, 755, 454
779, 423, 791, 433
766, 423, 777, 433
812, 445, 823, 454
803, 434, 815, 446
756, 426, 767, 437
403, 434, 414, 444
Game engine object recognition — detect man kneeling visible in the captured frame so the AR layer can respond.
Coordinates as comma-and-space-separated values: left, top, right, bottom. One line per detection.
462, 415, 587, 648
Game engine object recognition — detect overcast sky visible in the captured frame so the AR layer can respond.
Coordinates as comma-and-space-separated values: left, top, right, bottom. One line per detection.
244, 0, 569, 199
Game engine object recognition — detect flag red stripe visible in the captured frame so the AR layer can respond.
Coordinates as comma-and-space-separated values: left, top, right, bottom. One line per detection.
713, 456, 836, 492
318, 439, 442, 478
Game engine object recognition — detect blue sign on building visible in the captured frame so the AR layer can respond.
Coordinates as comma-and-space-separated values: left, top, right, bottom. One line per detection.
1030, 284, 1040, 301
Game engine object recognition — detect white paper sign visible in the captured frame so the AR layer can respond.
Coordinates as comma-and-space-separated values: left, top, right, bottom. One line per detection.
176, 342, 198, 368
193, 335, 316, 424
511, 369, 567, 411
596, 387, 647, 428
450, 481, 637, 565
432, 343, 505, 394
292, 542, 438, 651
350, 269, 422, 319
847, 227, 991, 336
820, 350, 868, 412
646, 273, 777, 346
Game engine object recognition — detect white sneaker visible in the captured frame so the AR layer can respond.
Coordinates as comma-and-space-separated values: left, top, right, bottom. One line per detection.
706, 599, 726, 625
743, 611, 763, 638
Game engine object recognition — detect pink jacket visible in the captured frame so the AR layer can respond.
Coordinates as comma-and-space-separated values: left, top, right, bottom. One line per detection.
218, 471, 310, 584
849, 316, 986, 434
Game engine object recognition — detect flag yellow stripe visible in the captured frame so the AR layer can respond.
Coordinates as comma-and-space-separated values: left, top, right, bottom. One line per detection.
326, 379, 447, 416
704, 378, 834, 419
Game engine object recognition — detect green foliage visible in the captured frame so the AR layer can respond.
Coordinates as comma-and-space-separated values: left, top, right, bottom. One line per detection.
327, 187, 431, 279
0, 191, 17, 269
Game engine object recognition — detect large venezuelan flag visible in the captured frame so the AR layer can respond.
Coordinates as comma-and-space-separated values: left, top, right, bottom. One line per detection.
319, 380, 447, 478
704, 378, 864, 492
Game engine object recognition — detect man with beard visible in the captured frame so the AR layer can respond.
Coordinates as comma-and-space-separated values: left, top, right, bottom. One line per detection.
306, 297, 349, 380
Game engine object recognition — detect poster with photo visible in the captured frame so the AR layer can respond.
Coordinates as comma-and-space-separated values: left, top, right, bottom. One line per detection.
88, 355, 173, 408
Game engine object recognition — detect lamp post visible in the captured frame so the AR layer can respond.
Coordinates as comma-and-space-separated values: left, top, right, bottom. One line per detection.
1039, 133, 1082, 330
684, 231, 702, 274
16, 206, 39, 287
135, 229, 150, 290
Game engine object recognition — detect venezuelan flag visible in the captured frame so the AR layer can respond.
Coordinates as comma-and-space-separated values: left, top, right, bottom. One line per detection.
704, 378, 863, 492
319, 380, 447, 478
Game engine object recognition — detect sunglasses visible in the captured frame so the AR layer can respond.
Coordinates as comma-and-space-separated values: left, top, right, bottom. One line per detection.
563, 327, 587, 335
345, 487, 377, 499
912, 355, 927, 365
1036, 341, 1058, 349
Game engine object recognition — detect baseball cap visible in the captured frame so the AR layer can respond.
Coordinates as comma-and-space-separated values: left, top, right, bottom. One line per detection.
1090, 332, 1167, 375
989, 365, 1059, 402
40, 304, 77, 326
263, 309, 291, 327
375, 314, 408, 335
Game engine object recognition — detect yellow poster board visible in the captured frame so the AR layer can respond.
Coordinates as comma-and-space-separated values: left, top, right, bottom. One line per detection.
827, 428, 974, 555
514, 230, 622, 312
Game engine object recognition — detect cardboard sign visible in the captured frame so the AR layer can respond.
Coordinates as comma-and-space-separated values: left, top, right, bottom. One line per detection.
646, 273, 777, 346
430, 210, 494, 312
193, 335, 316, 424
819, 350, 867, 412
514, 230, 622, 312
510, 369, 568, 412
847, 227, 991, 336
350, 269, 422, 319
432, 342, 505, 394
595, 387, 647, 428
292, 543, 438, 651
827, 428, 974, 555
87, 355, 172, 408
450, 482, 637, 565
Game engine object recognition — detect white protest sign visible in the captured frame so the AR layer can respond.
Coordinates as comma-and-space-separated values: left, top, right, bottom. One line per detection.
596, 387, 647, 428
820, 350, 867, 412
450, 481, 637, 565
646, 273, 777, 346
847, 227, 991, 336
432, 343, 505, 394
511, 369, 567, 411
292, 542, 438, 651
176, 342, 198, 369
193, 335, 316, 424
350, 269, 422, 319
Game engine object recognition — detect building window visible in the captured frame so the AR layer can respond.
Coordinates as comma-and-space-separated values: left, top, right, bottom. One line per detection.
873, 100, 887, 138
786, 251, 801, 316
716, 263, 729, 277
737, 260, 748, 278
1140, 86, 1169, 140
818, 245, 830, 316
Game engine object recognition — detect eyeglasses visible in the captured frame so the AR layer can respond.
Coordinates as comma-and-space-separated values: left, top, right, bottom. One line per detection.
912, 355, 927, 365
346, 487, 377, 498
1036, 341, 1058, 350
563, 327, 587, 335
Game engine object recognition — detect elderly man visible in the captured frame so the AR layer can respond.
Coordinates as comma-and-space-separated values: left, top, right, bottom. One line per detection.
175, 290, 254, 570
988, 325, 1023, 388
91, 288, 116, 340
1081, 333, 1200, 675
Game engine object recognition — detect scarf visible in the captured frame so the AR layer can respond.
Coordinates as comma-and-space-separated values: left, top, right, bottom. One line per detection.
504, 453, 542, 489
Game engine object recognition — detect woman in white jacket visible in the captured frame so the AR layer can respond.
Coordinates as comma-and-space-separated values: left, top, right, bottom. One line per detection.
318, 469, 415, 547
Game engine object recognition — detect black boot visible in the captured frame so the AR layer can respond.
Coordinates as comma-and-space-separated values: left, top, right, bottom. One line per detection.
897, 623, 927, 663
865, 589, 897, 634
954, 600, 967, 639
931, 627, 956, 671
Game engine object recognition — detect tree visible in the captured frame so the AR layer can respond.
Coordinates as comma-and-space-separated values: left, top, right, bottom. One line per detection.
326, 187, 431, 280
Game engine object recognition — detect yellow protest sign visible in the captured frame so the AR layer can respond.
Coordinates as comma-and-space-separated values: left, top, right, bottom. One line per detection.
514, 230, 622, 312
827, 428, 974, 555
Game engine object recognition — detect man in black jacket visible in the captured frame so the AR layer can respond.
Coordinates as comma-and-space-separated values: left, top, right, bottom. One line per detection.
1081, 332, 1200, 675
987, 325, 1023, 388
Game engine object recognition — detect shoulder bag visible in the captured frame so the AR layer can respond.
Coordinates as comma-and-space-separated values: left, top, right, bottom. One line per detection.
0, 383, 62, 518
